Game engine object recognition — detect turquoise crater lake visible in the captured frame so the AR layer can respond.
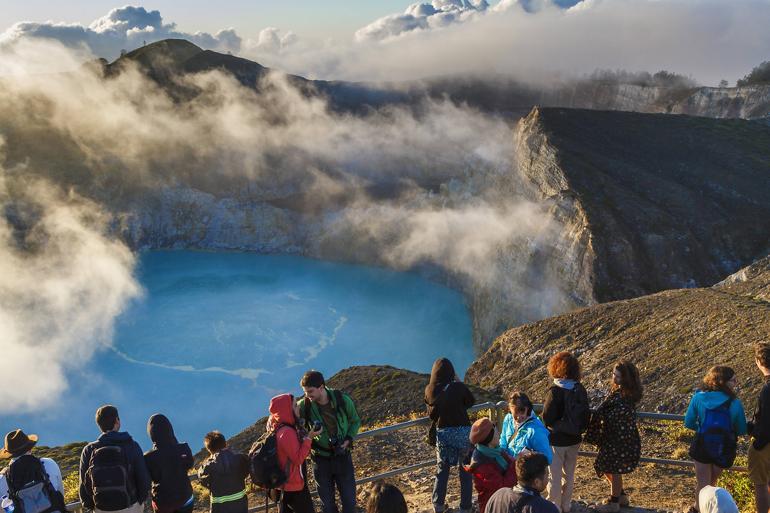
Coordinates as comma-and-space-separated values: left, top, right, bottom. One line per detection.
7, 251, 474, 447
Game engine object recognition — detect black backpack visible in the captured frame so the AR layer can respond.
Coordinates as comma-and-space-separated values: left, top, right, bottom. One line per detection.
2, 457, 65, 513
552, 384, 591, 436
86, 443, 135, 511
248, 425, 290, 490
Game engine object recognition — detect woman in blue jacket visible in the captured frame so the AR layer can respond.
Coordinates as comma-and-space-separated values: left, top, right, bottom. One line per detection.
500, 391, 553, 464
684, 366, 747, 513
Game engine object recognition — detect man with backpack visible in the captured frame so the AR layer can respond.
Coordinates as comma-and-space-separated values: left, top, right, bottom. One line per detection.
298, 370, 361, 513
0, 429, 66, 513
79, 405, 151, 513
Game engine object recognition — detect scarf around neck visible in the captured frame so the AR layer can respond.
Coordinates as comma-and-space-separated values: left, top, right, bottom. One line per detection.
476, 443, 508, 471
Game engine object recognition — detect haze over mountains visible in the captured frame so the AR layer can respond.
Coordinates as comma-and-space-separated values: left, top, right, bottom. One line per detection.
1, 35, 769, 417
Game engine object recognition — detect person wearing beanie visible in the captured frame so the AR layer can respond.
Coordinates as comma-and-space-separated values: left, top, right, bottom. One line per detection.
463, 418, 517, 513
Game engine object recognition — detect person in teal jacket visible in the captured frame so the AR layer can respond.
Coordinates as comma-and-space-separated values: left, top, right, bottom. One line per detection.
500, 391, 553, 464
684, 366, 747, 513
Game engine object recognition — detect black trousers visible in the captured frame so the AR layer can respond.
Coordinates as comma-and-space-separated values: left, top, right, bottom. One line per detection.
279, 487, 315, 513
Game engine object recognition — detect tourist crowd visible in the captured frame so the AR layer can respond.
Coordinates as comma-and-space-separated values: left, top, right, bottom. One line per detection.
5, 344, 770, 513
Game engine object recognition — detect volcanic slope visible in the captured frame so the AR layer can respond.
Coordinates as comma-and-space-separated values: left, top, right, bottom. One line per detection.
465, 254, 770, 414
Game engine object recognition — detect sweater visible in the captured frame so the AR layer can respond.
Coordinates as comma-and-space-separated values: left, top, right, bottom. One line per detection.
541, 381, 588, 447
425, 358, 475, 428
485, 485, 560, 513
500, 413, 553, 464
143, 414, 194, 512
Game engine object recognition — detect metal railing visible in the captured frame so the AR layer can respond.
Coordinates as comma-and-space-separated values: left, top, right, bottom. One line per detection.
65, 401, 745, 513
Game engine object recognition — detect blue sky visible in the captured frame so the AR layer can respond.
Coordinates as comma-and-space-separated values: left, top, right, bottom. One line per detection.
0, 1, 428, 41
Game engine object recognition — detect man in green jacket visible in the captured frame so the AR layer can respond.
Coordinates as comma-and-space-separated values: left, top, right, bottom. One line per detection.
298, 370, 361, 513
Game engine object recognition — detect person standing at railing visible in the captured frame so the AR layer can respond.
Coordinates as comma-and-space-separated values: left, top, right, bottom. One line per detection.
684, 366, 747, 513
425, 357, 474, 513
267, 393, 322, 513
143, 415, 195, 513
584, 361, 643, 513
198, 431, 249, 513
464, 418, 517, 513
79, 405, 151, 513
541, 351, 590, 513
499, 392, 552, 464
749, 343, 770, 513
298, 370, 361, 513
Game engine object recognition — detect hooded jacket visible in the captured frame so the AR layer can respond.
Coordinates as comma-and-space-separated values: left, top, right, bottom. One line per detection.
143, 414, 194, 512
464, 449, 517, 513
500, 413, 553, 464
425, 358, 475, 428
684, 390, 748, 436
79, 431, 151, 509
268, 394, 312, 492
198, 448, 249, 513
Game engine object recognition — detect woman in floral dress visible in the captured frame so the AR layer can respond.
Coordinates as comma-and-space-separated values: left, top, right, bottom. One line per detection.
585, 361, 643, 513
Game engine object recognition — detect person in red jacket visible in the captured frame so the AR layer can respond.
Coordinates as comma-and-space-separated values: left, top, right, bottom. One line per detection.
464, 418, 517, 513
267, 394, 322, 513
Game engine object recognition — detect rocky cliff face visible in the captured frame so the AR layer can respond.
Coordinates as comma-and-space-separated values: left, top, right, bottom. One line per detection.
514, 107, 770, 303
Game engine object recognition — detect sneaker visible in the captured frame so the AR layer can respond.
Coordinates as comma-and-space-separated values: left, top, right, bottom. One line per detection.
592, 498, 620, 512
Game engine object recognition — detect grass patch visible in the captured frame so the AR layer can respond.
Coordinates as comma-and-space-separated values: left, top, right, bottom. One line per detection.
717, 456, 755, 512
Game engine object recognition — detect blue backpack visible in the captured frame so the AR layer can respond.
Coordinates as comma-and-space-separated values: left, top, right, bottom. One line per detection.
690, 398, 737, 469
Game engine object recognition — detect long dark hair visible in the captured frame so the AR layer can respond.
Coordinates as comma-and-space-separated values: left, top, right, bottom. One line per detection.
366, 482, 407, 513
702, 366, 737, 398
612, 361, 643, 405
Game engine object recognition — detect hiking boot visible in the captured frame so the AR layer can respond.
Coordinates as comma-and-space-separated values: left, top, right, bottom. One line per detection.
592, 498, 620, 512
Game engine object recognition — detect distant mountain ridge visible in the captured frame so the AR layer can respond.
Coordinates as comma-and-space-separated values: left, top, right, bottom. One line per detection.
98, 39, 770, 119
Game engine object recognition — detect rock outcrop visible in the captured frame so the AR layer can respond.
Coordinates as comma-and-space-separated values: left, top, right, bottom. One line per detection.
515, 107, 770, 305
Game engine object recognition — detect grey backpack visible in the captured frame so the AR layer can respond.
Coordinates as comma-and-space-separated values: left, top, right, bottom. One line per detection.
3, 458, 64, 513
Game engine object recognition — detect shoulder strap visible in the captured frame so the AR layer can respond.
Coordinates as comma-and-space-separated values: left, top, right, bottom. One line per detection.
333, 390, 345, 418
303, 398, 312, 428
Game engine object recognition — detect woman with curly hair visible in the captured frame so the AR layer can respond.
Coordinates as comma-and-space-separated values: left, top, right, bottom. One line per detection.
684, 366, 747, 513
585, 361, 643, 513
542, 352, 590, 513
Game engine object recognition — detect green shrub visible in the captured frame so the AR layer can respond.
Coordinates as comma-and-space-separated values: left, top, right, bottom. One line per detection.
717, 456, 754, 512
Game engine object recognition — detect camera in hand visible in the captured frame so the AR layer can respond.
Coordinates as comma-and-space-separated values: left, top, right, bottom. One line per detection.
312, 420, 323, 432
328, 436, 348, 457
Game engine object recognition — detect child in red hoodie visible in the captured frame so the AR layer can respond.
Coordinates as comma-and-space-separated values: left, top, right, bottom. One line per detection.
267, 394, 322, 513
464, 418, 517, 513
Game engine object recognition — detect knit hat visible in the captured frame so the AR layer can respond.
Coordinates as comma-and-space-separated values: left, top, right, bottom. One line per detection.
469, 418, 495, 445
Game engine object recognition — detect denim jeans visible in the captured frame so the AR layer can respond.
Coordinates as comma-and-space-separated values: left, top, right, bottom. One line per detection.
311, 453, 356, 513
432, 457, 473, 512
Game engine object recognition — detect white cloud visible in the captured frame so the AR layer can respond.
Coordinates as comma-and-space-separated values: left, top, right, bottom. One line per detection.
0, 159, 140, 413
252, 0, 770, 86
0, 5, 241, 61
355, 0, 491, 42
246, 27, 299, 54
